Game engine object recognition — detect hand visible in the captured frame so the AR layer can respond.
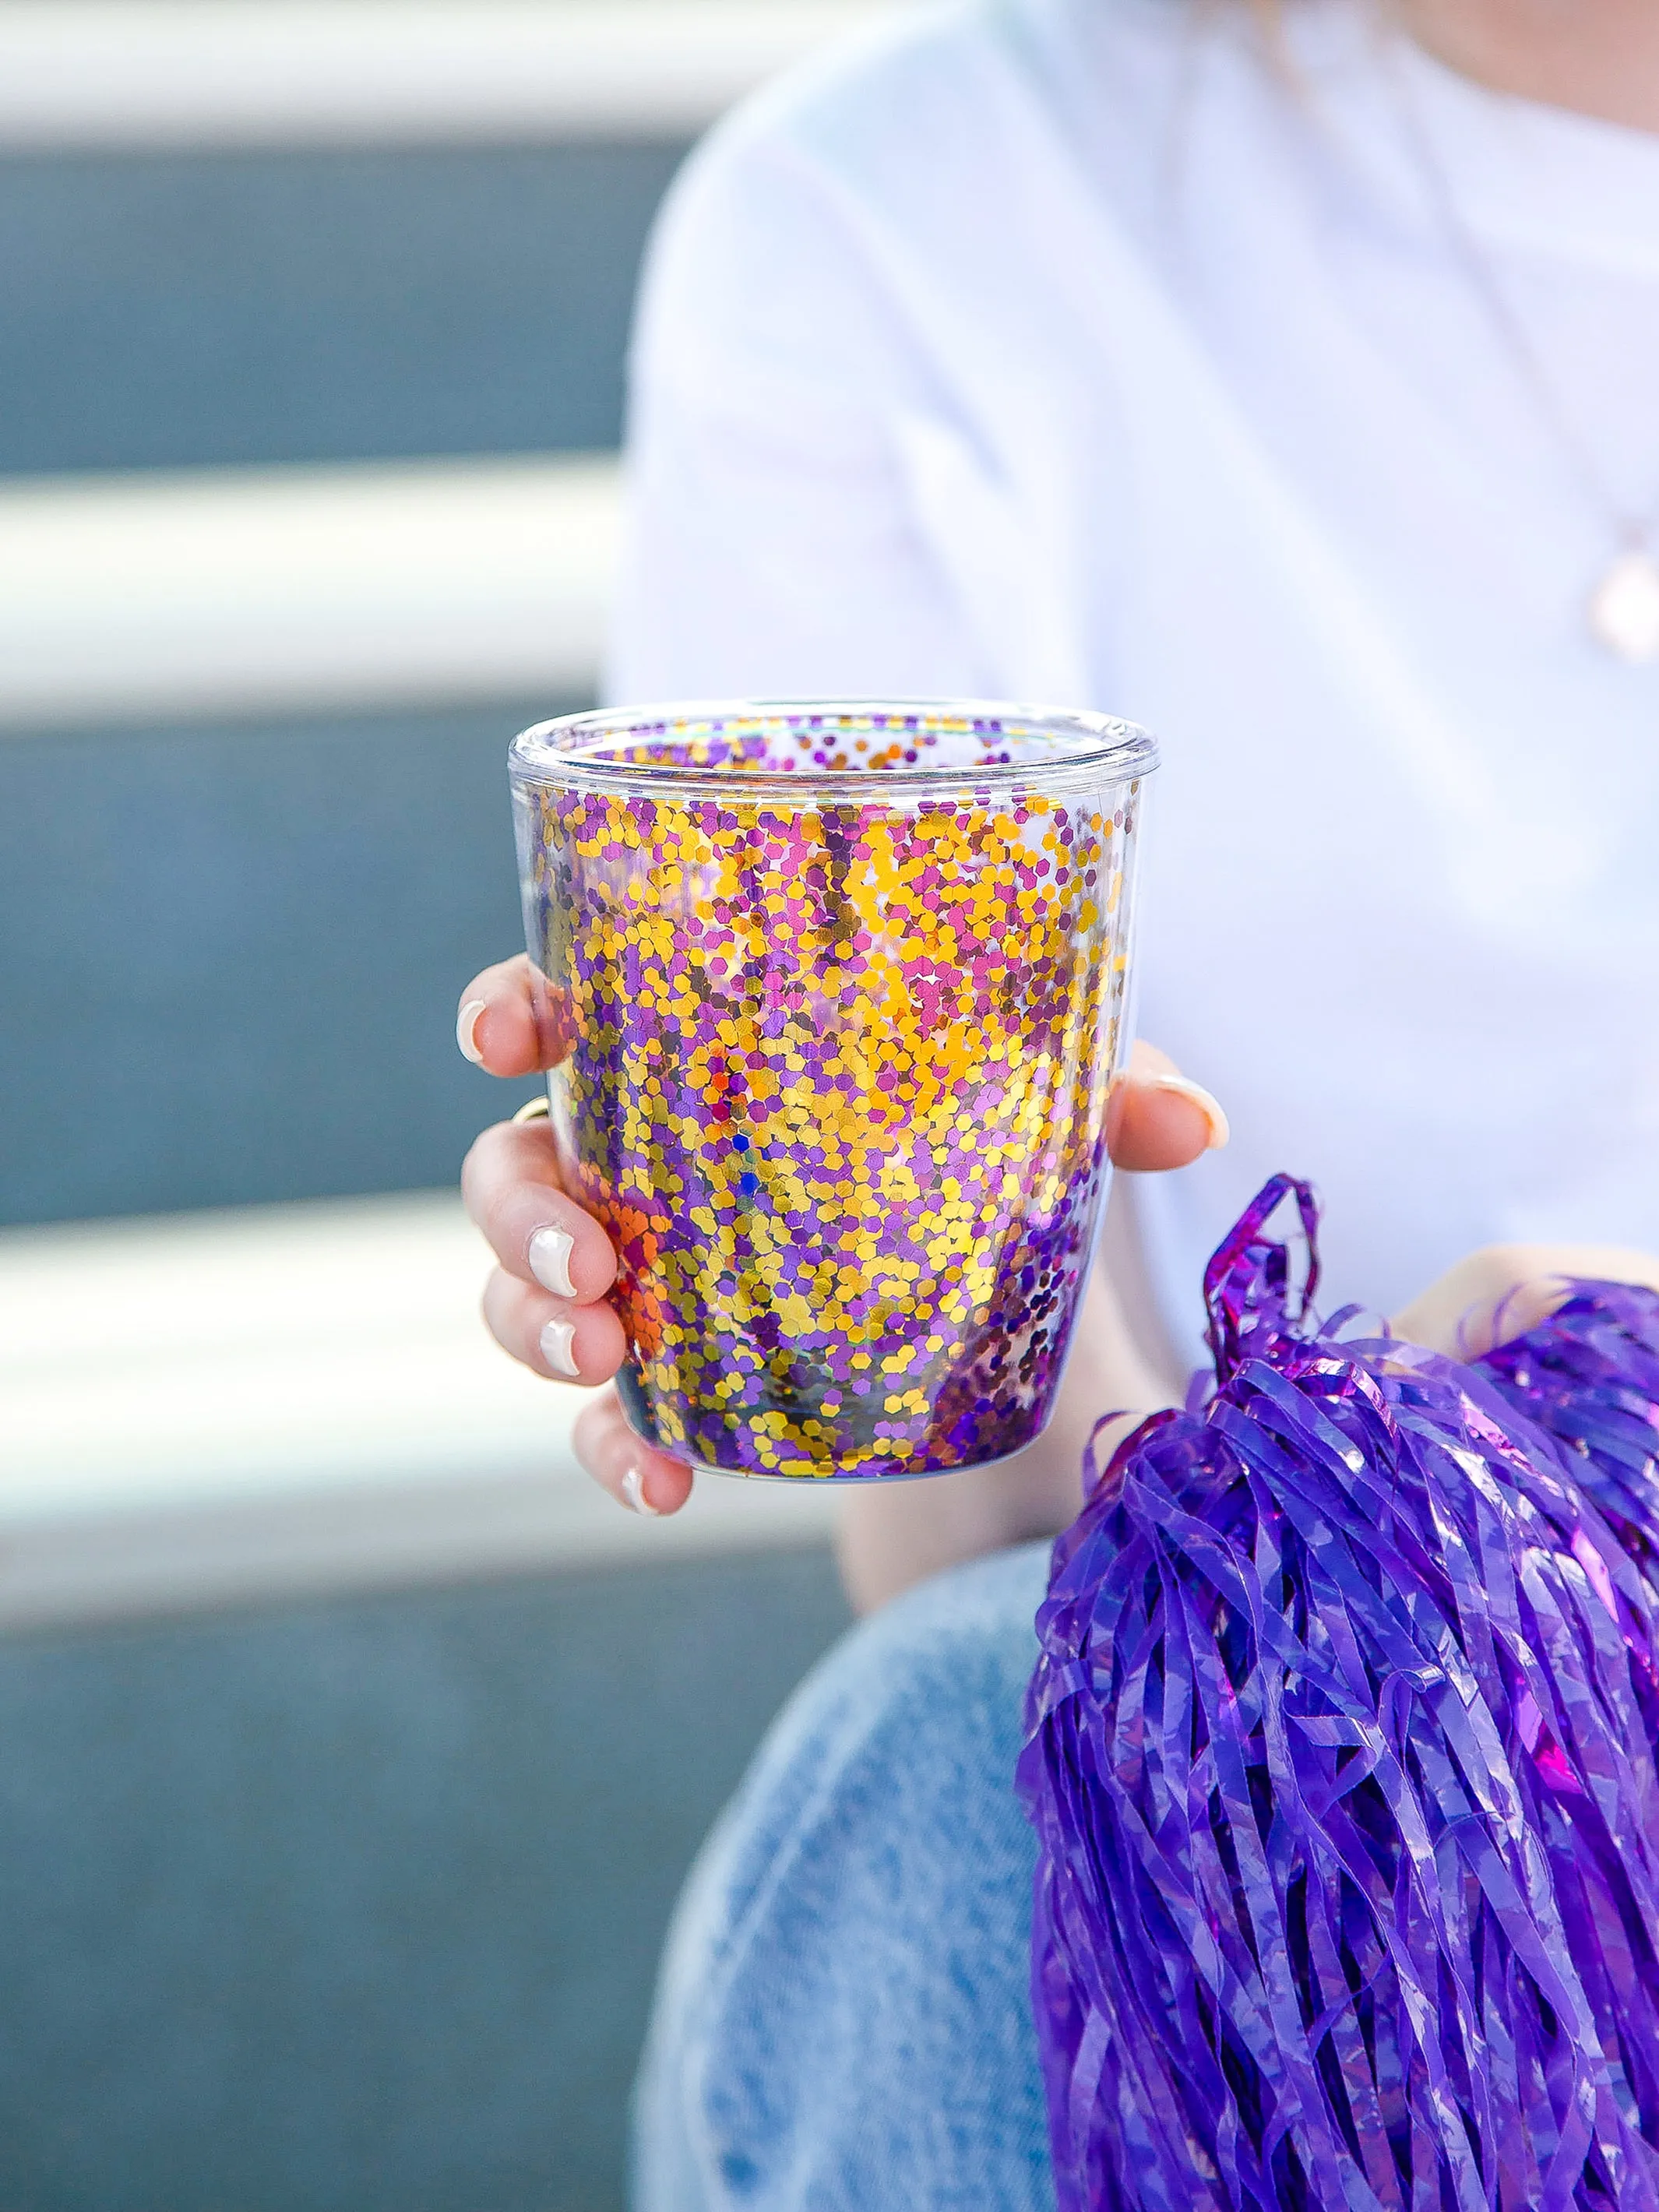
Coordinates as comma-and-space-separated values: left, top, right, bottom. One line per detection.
457, 953, 1228, 1518
1391, 1242, 1659, 1360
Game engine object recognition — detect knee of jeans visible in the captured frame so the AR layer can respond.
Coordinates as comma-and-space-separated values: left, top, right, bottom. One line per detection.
633, 1543, 1055, 2210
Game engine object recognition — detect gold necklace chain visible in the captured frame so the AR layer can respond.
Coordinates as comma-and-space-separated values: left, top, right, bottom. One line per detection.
1386, 38, 1659, 663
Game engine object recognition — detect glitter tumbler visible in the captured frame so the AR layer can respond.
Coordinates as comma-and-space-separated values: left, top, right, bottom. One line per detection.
510, 700, 1157, 1481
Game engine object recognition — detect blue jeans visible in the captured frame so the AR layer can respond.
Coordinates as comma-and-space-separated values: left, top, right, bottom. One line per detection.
632, 1541, 1056, 2211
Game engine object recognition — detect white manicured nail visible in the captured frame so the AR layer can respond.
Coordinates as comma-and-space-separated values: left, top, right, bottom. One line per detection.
456, 999, 488, 1064
527, 1226, 577, 1298
539, 1317, 579, 1378
621, 1466, 660, 1516
1147, 1073, 1230, 1150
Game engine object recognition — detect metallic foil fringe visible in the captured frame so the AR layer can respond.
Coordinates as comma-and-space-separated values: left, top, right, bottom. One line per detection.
1020, 1175, 1659, 2212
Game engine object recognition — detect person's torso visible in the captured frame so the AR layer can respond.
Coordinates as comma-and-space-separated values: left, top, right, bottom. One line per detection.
751, 0, 1659, 1340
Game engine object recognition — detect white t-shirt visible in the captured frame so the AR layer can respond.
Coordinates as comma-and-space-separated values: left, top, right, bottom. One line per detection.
606, 0, 1659, 1359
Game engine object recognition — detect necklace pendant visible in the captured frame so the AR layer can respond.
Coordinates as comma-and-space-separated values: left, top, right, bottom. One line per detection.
1589, 548, 1659, 664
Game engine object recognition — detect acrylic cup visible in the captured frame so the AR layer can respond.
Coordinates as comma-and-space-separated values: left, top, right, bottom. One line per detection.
510, 699, 1157, 1481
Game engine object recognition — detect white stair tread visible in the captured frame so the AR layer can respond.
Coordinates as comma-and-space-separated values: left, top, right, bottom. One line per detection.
0, 1192, 843, 1627
0, 453, 620, 731
0, 0, 893, 151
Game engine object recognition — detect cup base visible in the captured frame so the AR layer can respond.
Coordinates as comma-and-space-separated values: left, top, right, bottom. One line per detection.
675, 1418, 1055, 1486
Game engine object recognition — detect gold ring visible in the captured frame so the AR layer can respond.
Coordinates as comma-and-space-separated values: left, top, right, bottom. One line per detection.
511, 1094, 551, 1125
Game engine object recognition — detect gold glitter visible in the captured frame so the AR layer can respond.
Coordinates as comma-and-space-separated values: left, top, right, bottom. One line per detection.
512, 703, 1154, 1478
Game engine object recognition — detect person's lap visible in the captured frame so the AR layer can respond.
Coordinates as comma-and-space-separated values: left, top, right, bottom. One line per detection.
632, 1540, 1055, 2212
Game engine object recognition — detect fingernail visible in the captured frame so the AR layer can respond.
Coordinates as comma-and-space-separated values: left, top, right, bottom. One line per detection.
621, 1466, 661, 1517
527, 1225, 576, 1298
1147, 1073, 1230, 1150
539, 1316, 579, 1379
456, 999, 488, 1065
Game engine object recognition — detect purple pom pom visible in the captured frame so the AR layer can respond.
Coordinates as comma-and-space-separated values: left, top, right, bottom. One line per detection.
1020, 1177, 1659, 2212
1481, 1282, 1659, 1586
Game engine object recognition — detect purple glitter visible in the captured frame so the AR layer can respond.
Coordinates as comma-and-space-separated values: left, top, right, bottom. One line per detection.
512, 703, 1154, 1481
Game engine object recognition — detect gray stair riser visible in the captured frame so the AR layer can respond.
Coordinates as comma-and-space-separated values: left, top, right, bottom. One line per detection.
0, 1547, 850, 2212
0, 703, 572, 1224
0, 143, 683, 474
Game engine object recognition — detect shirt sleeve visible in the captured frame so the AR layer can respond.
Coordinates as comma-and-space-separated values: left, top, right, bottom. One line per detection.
603, 97, 991, 705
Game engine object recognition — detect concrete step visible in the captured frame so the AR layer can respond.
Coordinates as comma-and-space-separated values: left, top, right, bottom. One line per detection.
0, 140, 682, 472
0, 0, 890, 151
0, 453, 619, 728
0, 1192, 843, 1629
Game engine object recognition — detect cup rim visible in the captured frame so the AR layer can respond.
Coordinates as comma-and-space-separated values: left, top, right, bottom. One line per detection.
508, 696, 1158, 799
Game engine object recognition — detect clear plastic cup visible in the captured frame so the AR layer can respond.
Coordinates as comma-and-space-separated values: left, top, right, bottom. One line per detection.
510, 699, 1157, 1481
